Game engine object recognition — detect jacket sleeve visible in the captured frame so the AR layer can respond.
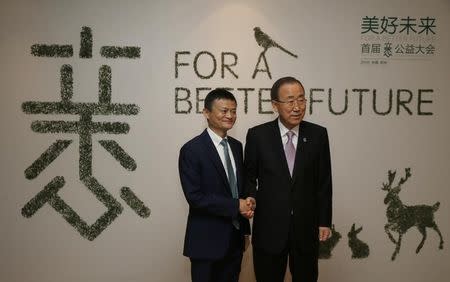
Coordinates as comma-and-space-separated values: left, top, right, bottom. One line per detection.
317, 128, 332, 227
179, 145, 239, 218
237, 141, 251, 235
244, 128, 258, 199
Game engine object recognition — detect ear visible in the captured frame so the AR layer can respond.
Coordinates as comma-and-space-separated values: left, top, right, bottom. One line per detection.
203, 108, 209, 120
351, 223, 355, 231
356, 227, 363, 233
271, 101, 278, 113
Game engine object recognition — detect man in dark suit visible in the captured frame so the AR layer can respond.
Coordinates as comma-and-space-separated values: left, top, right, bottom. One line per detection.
244, 77, 332, 282
179, 89, 255, 282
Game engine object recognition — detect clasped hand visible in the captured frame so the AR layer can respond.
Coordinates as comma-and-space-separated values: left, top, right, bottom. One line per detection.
239, 197, 256, 219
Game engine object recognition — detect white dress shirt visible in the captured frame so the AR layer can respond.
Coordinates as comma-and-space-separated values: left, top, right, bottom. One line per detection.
278, 118, 299, 149
207, 127, 237, 179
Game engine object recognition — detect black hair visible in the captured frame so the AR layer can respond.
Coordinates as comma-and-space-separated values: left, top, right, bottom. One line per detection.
204, 88, 237, 111
270, 76, 304, 101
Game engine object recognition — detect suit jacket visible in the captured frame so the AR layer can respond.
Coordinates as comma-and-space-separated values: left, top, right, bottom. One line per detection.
179, 129, 251, 260
244, 119, 332, 254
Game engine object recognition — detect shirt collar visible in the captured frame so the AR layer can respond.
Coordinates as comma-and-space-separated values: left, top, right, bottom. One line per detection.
207, 127, 227, 148
278, 118, 299, 137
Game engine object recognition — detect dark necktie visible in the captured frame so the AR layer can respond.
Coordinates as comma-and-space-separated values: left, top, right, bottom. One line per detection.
220, 138, 240, 229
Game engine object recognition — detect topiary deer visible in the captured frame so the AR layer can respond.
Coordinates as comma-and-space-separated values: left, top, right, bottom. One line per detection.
382, 168, 444, 260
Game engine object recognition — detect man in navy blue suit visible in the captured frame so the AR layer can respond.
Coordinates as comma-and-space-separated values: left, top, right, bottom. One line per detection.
179, 89, 255, 282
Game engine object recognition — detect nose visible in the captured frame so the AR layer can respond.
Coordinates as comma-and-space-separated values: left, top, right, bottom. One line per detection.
292, 104, 300, 111
225, 111, 235, 119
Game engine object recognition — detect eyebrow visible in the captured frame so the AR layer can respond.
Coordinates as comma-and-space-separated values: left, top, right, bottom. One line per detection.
285, 94, 305, 98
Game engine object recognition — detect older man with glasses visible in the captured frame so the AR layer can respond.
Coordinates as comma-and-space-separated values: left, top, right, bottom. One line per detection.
244, 76, 333, 282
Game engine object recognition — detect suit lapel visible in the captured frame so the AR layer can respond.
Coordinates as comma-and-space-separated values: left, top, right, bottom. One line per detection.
292, 121, 309, 183
200, 130, 231, 195
270, 119, 292, 181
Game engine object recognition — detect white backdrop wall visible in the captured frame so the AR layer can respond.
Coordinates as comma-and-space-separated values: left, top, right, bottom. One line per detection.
0, 0, 449, 281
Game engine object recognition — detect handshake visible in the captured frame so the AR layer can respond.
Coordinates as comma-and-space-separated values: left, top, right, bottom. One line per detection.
239, 197, 256, 219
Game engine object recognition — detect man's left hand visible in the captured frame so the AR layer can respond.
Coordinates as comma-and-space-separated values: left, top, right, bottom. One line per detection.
319, 227, 331, 241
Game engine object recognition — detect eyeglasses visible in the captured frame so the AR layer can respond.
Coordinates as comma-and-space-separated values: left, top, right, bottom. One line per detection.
274, 97, 307, 108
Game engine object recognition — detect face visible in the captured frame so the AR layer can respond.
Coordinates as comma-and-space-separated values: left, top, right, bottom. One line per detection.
272, 82, 306, 129
203, 99, 237, 135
